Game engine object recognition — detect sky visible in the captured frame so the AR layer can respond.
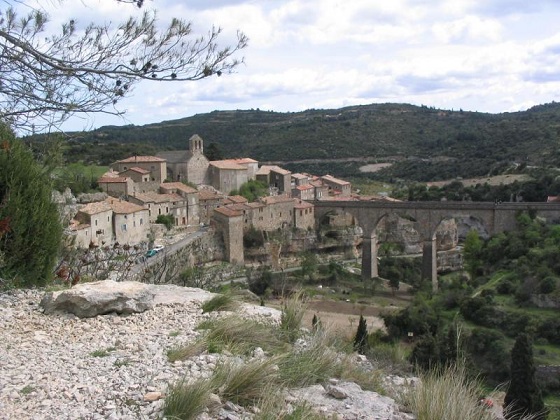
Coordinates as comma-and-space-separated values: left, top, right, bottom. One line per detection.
15, 0, 560, 131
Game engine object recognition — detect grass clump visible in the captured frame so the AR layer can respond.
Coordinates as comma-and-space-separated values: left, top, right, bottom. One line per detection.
168, 316, 287, 362
201, 294, 238, 313
90, 347, 115, 358
167, 340, 207, 362
204, 316, 287, 355
277, 332, 339, 387
280, 290, 307, 343
406, 364, 493, 420
20, 385, 35, 395
211, 359, 279, 406
163, 378, 213, 420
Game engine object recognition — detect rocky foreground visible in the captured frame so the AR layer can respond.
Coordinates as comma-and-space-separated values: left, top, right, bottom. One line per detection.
0, 282, 414, 420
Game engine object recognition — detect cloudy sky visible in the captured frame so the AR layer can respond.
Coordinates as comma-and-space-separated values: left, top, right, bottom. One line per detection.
20, 0, 560, 130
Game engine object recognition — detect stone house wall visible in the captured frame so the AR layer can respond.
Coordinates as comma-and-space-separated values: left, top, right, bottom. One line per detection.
75, 208, 113, 247
253, 199, 294, 231
212, 208, 244, 264
98, 179, 133, 198
294, 204, 315, 230
113, 209, 149, 245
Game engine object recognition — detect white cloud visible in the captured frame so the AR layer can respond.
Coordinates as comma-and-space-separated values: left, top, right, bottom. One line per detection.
16, 0, 556, 131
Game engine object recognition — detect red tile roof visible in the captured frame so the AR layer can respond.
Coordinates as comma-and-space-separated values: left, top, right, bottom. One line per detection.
106, 198, 147, 214
160, 182, 198, 194
214, 207, 243, 217
125, 167, 151, 174
321, 174, 351, 186
210, 160, 246, 170
116, 156, 166, 163
98, 177, 130, 183
79, 201, 113, 215
261, 195, 294, 205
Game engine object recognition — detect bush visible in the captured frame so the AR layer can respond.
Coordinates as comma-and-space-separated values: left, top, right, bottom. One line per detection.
243, 226, 264, 248
497, 278, 517, 295
539, 276, 557, 294
155, 214, 174, 230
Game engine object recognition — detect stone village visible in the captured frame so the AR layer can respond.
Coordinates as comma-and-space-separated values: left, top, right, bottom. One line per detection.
68, 134, 365, 265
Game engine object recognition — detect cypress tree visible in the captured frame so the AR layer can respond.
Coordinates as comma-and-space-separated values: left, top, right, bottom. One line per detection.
353, 315, 368, 354
504, 333, 547, 420
0, 125, 62, 287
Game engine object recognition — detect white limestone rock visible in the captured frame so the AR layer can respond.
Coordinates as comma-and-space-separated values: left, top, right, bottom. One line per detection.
40, 280, 155, 318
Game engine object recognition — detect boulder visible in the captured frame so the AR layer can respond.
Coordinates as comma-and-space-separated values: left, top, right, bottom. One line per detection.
40, 280, 155, 318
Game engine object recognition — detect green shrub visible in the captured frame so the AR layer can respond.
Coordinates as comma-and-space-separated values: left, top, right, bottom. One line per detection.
155, 214, 174, 230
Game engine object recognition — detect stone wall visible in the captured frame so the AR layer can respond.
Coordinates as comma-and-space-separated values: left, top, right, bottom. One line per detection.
134, 232, 226, 284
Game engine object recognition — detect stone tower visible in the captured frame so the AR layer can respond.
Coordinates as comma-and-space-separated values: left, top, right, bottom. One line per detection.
186, 134, 209, 185
189, 134, 204, 156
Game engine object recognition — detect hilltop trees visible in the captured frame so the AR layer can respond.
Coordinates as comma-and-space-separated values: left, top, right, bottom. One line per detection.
0, 124, 62, 287
0, 1, 247, 132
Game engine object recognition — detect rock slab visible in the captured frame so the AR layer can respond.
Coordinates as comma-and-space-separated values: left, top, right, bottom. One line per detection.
40, 280, 155, 317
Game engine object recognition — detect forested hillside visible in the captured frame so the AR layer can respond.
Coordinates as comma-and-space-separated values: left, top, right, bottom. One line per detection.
25, 103, 560, 180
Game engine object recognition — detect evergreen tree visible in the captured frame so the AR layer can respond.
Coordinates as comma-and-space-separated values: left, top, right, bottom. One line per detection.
504, 334, 547, 420
0, 125, 62, 287
353, 315, 368, 354
410, 334, 439, 370
204, 143, 224, 161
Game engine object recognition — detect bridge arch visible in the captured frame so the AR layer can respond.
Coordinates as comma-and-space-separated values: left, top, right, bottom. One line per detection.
313, 200, 560, 292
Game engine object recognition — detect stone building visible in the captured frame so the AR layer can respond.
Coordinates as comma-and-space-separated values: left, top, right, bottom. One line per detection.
292, 184, 315, 200
321, 175, 352, 197
70, 198, 148, 248
119, 167, 151, 183
198, 189, 225, 225
255, 195, 295, 230
157, 134, 210, 185
256, 165, 292, 195
112, 156, 167, 183
160, 182, 200, 226
213, 206, 244, 264
128, 191, 187, 225
106, 198, 149, 245
97, 176, 134, 198
72, 201, 114, 248
208, 160, 249, 195
293, 199, 315, 230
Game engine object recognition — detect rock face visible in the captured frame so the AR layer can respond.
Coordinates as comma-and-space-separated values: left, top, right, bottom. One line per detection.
40, 280, 156, 318
292, 381, 414, 420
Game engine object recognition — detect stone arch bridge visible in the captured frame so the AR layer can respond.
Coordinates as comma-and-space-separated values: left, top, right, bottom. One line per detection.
313, 201, 560, 291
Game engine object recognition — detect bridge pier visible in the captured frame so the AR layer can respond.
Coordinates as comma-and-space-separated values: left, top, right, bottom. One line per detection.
422, 240, 438, 292
361, 237, 378, 280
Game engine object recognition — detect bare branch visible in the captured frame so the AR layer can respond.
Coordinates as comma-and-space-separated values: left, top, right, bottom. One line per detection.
0, 2, 248, 132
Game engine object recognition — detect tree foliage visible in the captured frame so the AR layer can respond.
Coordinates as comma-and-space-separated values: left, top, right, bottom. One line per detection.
0, 125, 62, 286
504, 334, 546, 420
0, 1, 248, 131
353, 314, 368, 354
